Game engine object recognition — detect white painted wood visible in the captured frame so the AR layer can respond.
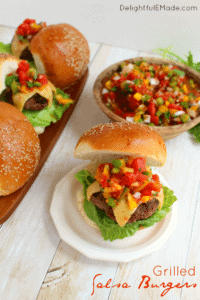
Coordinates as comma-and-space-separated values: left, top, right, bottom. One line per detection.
37, 241, 118, 300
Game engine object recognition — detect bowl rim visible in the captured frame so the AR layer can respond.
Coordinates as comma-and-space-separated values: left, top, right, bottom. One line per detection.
93, 56, 200, 133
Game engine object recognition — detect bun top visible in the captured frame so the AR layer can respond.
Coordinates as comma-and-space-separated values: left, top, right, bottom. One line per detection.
30, 23, 90, 89
0, 102, 41, 196
74, 122, 167, 167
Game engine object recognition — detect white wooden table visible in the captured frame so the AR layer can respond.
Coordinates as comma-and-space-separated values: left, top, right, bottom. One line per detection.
0, 27, 200, 300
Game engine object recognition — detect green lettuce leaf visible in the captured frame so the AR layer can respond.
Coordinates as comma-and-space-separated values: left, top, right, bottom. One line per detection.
75, 170, 177, 241
0, 42, 12, 54
23, 89, 72, 127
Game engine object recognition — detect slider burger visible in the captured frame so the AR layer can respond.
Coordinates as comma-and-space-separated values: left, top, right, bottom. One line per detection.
0, 54, 73, 134
0, 102, 40, 196
11, 18, 47, 59
75, 122, 177, 241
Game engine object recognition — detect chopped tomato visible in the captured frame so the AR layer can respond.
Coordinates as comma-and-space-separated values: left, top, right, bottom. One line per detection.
151, 115, 159, 125
131, 158, 146, 173
148, 102, 156, 115
168, 103, 183, 110
152, 174, 160, 182
120, 173, 137, 187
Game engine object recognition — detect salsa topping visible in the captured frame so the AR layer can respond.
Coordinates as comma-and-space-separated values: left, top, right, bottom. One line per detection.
4, 60, 73, 111
102, 60, 200, 126
16, 19, 46, 42
94, 157, 161, 210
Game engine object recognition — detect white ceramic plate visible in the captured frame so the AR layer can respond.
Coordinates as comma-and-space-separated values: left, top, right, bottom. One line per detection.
50, 162, 177, 262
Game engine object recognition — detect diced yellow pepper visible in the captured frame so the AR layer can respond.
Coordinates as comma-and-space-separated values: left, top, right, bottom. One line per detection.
133, 69, 140, 76
134, 92, 142, 101
105, 80, 113, 90
144, 79, 149, 85
103, 187, 111, 199
134, 114, 141, 122
141, 196, 151, 203
182, 84, 188, 94
30, 23, 41, 30
121, 167, 134, 173
102, 164, 110, 180
163, 66, 169, 72
169, 109, 177, 115
56, 95, 73, 105
19, 85, 29, 93
127, 193, 138, 210
190, 105, 198, 111
158, 105, 168, 113
183, 96, 189, 102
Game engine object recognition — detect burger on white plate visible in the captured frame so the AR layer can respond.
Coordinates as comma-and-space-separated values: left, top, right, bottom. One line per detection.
74, 122, 177, 241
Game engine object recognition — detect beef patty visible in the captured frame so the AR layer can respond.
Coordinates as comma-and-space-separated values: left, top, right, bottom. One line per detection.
90, 192, 159, 224
23, 93, 48, 111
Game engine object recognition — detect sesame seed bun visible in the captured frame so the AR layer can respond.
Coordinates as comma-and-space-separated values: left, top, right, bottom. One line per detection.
74, 122, 167, 167
30, 24, 90, 89
0, 102, 41, 196
0, 53, 20, 93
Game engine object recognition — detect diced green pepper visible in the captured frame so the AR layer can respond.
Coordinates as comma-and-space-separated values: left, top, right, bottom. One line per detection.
33, 81, 42, 87
5, 74, 18, 87
112, 167, 120, 174
180, 101, 189, 109
107, 197, 116, 208
11, 80, 20, 94
156, 97, 164, 105
142, 171, 151, 176
168, 97, 174, 103
156, 111, 162, 116
180, 114, 190, 123
112, 159, 123, 168
164, 111, 170, 119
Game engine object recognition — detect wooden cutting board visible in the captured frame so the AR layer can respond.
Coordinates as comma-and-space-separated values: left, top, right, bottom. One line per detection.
0, 69, 88, 224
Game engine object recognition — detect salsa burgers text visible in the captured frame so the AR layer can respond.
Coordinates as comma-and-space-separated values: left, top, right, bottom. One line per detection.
74, 122, 177, 241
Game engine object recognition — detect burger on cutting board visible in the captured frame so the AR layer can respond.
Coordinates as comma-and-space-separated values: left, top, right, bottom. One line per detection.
74, 122, 177, 241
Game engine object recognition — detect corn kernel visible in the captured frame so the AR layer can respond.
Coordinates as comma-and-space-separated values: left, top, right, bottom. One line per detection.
134, 92, 142, 101
165, 100, 170, 107
183, 96, 189, 102
144, 79, 149, 85
158, 105, 168, 113
133, 69, 140, 76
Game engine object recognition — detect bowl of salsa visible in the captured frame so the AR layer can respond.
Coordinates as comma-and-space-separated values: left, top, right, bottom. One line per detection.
93, 57, 200, 140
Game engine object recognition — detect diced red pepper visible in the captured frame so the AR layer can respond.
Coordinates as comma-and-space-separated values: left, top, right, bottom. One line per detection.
131, 158, 146, 173
24, 18, 36, 25
151, 115, 159, 126
129, 95, 140, 110
148, 102, 156, 115
108, 91, 116, 101
17, 60, 30, 73
122, 112, 135, 118
168, 103, 183, 111
114, 107, 123, 117
37, 74, 48, 85
100, 174, 109, 188
135, 172, 147, 182
18, 71, 29, 85
152, 174, 160, 182
141, 182, 160, 196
